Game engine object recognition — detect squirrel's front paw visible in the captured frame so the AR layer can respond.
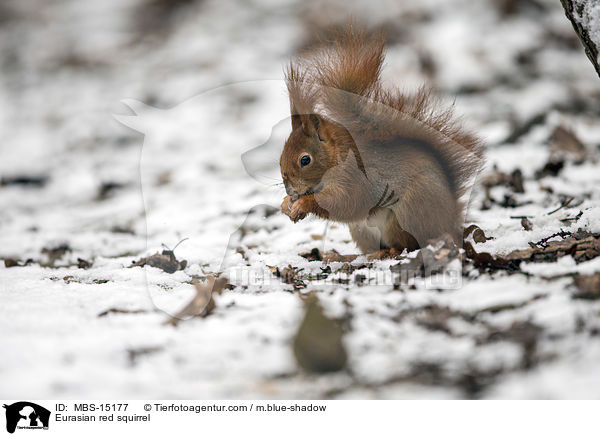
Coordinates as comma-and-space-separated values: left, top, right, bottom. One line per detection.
281, 195, 310, 222
289, 197, 310, 222
281, 196, 293, 217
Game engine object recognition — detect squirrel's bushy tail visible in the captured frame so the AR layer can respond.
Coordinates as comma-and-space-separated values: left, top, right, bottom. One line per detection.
285, 27, 383, 115
286, 26, 484, 199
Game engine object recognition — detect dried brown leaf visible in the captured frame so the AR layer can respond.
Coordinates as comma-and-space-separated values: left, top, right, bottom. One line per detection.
131, 250, 187, 273
573, 274, 600, 300
164, 276, 228, 326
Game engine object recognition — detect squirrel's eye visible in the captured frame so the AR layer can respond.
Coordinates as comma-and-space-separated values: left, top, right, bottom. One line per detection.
300, 155, 311, 167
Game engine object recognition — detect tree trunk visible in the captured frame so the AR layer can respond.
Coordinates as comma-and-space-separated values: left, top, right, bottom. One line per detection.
560, 0, 600, 79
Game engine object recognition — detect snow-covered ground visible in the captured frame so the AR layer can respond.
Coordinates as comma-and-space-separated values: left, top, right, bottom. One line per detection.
1, 0, 600, 399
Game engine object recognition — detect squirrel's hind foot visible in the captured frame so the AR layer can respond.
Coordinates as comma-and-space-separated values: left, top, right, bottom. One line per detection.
367, 247, 404, 260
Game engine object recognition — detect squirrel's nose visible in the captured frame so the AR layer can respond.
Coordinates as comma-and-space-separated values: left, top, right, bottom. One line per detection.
283, 179, 294, 196
285, 185, 299, 201
286, 185, 298, 198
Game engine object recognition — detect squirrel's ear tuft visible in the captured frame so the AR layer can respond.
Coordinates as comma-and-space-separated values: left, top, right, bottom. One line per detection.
308, 114, 320, 132
290, 101, 304, 132
291, 113, 302, 131
300, 114, 320, 136
291, 109, 321, 138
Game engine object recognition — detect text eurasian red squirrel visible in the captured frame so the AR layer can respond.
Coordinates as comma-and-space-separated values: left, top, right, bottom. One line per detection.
280, 27, 484, 256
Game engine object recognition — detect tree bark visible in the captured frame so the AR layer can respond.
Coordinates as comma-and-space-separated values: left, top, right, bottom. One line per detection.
560, 0, 600, 79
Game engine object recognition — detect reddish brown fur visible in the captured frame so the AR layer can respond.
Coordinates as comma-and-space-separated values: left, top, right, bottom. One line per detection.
280, 26, 484, 254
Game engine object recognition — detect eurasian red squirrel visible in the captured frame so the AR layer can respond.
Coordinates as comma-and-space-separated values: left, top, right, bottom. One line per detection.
280, 27, 483, 256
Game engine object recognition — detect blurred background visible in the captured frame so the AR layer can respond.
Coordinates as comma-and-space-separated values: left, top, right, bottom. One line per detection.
2, 0, 598, 243
1, 0, 600, 399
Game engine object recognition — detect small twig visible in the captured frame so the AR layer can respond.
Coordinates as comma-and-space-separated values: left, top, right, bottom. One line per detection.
530, 230, 571, 249
171, 237, 189, 252
560, 210, 583, 223
98, 308, 151, 317
547, 197, 574, 215
161, 237, 189, 253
